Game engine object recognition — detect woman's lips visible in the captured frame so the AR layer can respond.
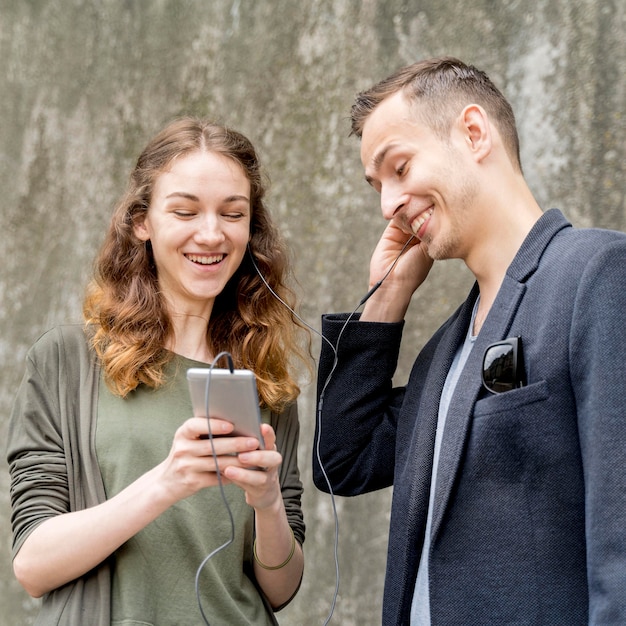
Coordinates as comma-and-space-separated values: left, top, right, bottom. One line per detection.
185, 253, 225, 265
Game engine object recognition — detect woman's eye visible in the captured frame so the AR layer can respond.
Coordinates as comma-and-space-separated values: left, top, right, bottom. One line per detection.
395, 163, 406, 177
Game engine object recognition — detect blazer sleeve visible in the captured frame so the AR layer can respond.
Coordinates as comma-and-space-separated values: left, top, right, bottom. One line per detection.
312, 313, 406, 496
570, 239, 626, 623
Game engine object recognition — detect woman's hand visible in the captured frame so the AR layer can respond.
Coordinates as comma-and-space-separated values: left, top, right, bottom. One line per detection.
222, 423, 284, 511
171, 419, 301, 608
217, 422, 304, 609
157, 417, 272, 502
13, 417, 280, 598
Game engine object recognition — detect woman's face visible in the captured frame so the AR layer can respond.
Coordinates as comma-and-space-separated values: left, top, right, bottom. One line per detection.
133, 149, 251, 318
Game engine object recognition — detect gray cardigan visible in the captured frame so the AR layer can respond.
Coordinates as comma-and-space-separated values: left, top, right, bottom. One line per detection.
8, 325, 304, 625
8, 325, 111, 625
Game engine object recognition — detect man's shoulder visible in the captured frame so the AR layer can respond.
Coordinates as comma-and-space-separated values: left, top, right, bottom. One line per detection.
534, 224, 626, 307
560, 223, 626, 243
545, 219, 626, 265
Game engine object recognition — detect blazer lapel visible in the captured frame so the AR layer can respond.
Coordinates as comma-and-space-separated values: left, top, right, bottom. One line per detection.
399, 288, 478, 528
389, 288, 478, 617
430, 275, 527, 540
429, 210, 571, 540
432, 209, 570, 537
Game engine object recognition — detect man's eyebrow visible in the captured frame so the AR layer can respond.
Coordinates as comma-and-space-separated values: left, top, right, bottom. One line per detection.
364, 143, 396, 186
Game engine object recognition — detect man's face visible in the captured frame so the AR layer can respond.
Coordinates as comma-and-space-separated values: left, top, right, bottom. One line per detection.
360, 91, 479, 261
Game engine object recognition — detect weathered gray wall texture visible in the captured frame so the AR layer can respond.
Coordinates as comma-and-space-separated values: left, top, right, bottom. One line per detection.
1, 0, 624, 624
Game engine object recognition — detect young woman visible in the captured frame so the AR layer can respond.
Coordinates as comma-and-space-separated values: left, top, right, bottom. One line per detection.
7, 118, 309, 625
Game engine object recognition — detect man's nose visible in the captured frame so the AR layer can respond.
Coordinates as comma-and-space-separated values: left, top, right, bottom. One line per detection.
380, 183, 407, 221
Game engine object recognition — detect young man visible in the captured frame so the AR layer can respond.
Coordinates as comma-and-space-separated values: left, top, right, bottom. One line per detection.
313, 57, 626, 625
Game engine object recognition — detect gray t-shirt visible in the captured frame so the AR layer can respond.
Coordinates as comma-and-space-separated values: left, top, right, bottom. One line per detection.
411, 305, 478, 625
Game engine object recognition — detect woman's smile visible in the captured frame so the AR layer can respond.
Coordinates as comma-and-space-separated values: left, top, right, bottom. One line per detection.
134, 149, 251, 316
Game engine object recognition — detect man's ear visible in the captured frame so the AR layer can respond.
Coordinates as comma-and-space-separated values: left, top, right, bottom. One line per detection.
458, 104, 492, 162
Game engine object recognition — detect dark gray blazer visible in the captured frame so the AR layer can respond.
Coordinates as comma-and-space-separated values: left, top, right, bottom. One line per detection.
314, 210, 626, 625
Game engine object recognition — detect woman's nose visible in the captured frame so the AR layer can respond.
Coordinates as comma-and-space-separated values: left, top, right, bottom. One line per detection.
194, 214, 225, 244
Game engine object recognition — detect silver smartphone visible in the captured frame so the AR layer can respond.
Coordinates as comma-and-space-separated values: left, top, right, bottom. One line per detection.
186, 367, 265, 447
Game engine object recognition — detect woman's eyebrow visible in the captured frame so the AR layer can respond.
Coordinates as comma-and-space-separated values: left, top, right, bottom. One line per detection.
165, 191, 200, 201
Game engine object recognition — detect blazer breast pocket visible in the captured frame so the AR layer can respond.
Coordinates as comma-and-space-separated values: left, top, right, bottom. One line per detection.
466, 379, 565, 487
474, 379, 550, 419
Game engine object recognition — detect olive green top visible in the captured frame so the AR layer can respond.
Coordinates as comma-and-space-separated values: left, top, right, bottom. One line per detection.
98, 355, 274, 625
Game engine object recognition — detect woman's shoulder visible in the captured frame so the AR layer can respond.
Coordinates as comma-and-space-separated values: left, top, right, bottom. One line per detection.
29, 323, 84, 351
27, 324, 95, 371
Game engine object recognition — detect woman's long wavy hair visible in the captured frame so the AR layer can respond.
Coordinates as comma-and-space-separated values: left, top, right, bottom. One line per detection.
83, 117, 310, 412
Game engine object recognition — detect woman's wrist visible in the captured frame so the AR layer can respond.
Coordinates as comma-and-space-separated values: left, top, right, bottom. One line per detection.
253, 526, 296, 570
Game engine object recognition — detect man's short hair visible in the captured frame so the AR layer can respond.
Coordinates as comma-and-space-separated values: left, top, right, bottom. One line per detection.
351, 57, 522, 172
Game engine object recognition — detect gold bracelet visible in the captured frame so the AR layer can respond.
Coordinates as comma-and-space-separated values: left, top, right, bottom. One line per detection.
253, 527, 296, 570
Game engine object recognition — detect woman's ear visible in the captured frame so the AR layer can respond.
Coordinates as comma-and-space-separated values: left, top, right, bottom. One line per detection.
133, 216, 150, 242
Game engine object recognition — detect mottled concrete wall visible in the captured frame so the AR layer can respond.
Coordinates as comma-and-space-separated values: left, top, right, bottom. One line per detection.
1, 1, 624, 624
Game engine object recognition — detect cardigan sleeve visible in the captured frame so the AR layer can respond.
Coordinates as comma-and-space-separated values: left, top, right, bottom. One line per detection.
7, 329, 71, 557
6, 325, 112, 626
271, 402, 305, 547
